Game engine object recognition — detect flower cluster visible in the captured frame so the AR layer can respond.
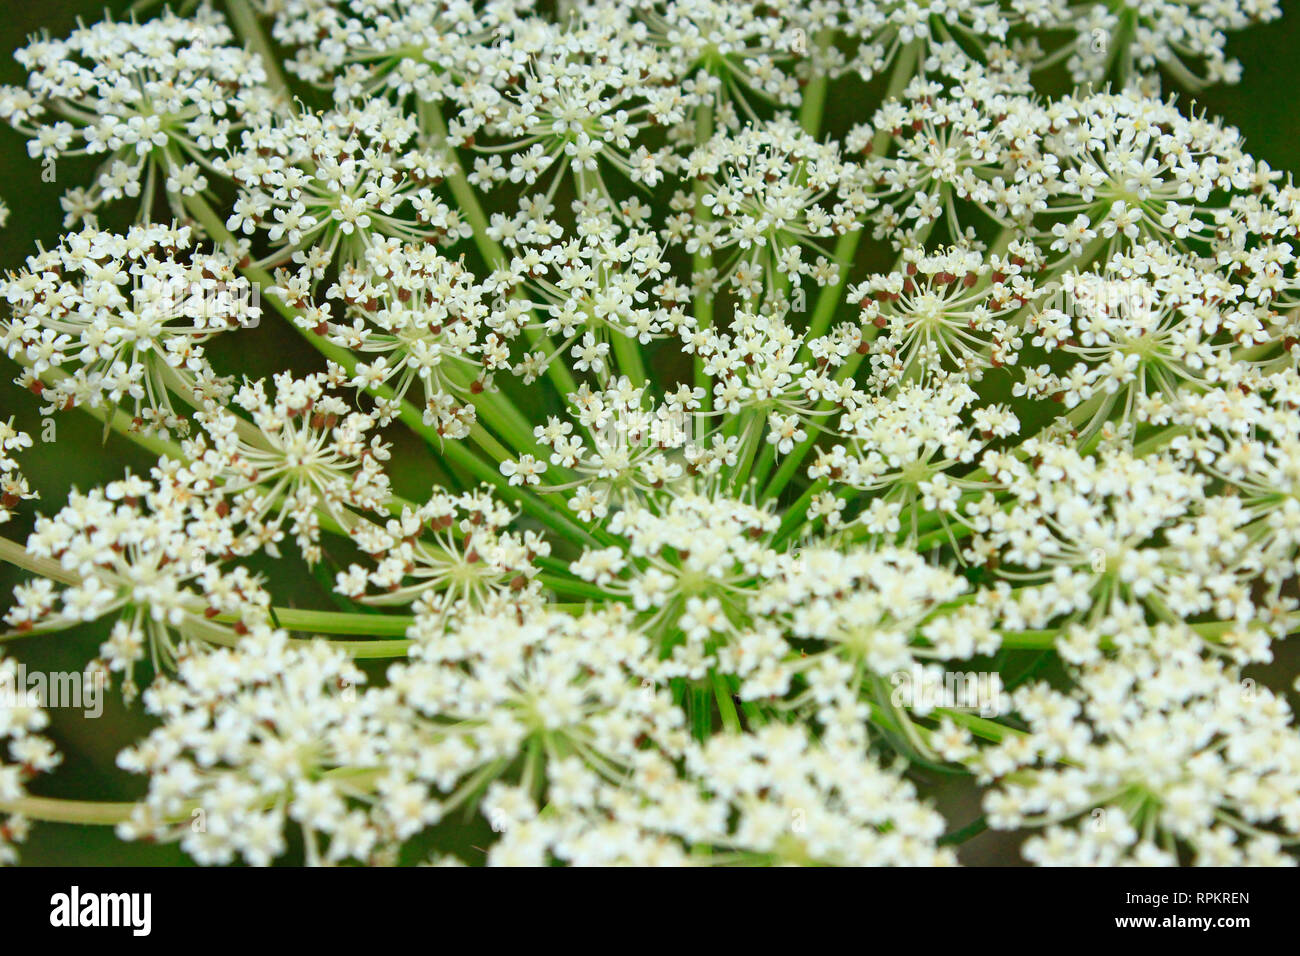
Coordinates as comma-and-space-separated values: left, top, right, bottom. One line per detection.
0, 420, 36, 524
117, 628, 388, 866
0, 0, 1296, 868
0, 10, 278, 225
0, 655, 59, 865
1, 224, 257, 436
981, 648, 1300, 864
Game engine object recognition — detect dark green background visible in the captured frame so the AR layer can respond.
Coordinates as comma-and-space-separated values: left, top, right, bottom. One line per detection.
1, 2, 1298, 865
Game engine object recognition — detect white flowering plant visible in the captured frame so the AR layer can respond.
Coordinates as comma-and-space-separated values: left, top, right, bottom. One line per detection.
0, 0, 1297, 867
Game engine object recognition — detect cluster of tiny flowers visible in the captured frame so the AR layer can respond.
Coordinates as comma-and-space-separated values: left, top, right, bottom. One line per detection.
0, 0, 1296, 868
117, 628, 393, 865
221, 98, 469, 269
5, 471, 272, 697
487, 723, 958, 865
0, 419, 36, 524
981, 648, 1300, 865
0, 413, 43, 863
1, 224, 257, 436
334, 488, 550, 619
675, 119, 869, 296
1016, 0, 1282, 93
0, 9, 279, 225
0, 655, 59, 864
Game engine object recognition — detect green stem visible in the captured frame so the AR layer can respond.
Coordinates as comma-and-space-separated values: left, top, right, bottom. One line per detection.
419, 100, 579, 399
0, 796, 139, 826
805, 229, 861, 344
224, 0, 291, 95
934, 709, 1020, 744
797, 31, 833, 136
225, 607, 413, 637
711, 670, 742, 733
0, 537, 78, 586
691, 684, 712, 742
182, 191, 600, 547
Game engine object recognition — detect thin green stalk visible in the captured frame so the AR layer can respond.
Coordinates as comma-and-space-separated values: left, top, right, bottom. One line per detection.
935, 709, 1021, 744
937, 815, 989, 847
181, 191, 601, 547
224, 0, 291, 95
611, 330, 650, 387
691, 684, 712, 742
804, 229, 862, 343
419, 100, 579, 399
797, 30, 833, 136
748, 440, 777, 494
0, 796, 140, 826
773, 477, 830, 544
726, 413, 766, 495
762, 43, 924, 506
225, 607, 414, 637
711, 670, 742, 733
0, 537, 78, 586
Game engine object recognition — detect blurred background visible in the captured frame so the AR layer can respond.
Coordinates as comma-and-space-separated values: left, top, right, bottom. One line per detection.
2, 1, 1299, 865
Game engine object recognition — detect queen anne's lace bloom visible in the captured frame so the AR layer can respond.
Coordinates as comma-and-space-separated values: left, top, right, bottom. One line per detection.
488, 723, 958, 865
0, 655, 58, 865
1020, 0, 1282, 93
117, 628, 396, 866
1, 225, 258, 437
0, 10, 278, 225
676, 120, 870, 296
981, 649, 1300, 865
0, 0, 1296, 868
222, 99, 470, 269
0, 420, 36, 525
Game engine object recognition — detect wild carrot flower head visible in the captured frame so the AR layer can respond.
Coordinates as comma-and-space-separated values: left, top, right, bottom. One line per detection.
0, 0, 1297, 868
